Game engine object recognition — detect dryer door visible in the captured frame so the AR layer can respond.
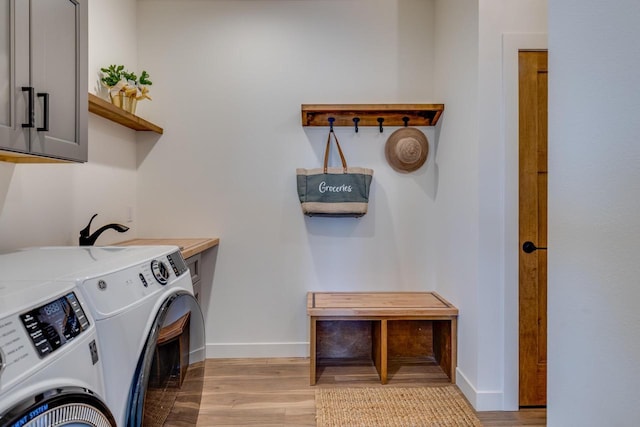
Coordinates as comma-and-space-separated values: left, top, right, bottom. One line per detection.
126, 293, 205, 427
0, 387, 116, 427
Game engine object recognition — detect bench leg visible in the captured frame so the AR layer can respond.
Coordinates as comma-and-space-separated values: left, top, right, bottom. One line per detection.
433, 318, 457, 383
372, 320, 388, 384
310, 317, 317, 385
450, 317, 457, 384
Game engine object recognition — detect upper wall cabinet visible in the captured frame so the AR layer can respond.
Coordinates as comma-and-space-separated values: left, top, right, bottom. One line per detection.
0, 0, 88, 163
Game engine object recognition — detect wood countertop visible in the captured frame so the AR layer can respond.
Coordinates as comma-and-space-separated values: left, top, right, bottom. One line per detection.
116, 237, 219, 259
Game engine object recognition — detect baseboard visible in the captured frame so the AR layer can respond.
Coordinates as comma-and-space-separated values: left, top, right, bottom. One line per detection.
206, 342, 309, 358
456, 367, 505, 411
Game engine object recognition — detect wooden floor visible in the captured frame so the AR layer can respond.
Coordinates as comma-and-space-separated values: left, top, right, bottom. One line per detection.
196, 358, 546, 426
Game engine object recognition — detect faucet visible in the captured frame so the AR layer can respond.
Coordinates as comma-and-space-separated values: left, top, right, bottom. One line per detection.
79, 213, 129, 246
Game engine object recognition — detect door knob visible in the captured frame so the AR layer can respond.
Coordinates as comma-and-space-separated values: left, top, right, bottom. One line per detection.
522, 241, 547, 253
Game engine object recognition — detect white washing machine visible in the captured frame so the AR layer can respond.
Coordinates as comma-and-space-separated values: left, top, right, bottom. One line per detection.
0, 246, 205, 427
0, 275, 116, 427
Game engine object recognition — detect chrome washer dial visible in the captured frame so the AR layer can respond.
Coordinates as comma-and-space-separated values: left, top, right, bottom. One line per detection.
150, 259, 170, 285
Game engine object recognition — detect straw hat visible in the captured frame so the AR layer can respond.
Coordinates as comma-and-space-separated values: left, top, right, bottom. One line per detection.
385, 127, 429, 173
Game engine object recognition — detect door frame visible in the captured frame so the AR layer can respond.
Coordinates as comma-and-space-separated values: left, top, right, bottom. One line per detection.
502, 33, 547, 411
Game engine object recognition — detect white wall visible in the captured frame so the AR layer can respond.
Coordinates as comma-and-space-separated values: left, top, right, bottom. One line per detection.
432, 0, 480, 406
0, 0, 139, 251
548, 1, 640, 425
136, 0, 439, 357
433, 0, 546, 410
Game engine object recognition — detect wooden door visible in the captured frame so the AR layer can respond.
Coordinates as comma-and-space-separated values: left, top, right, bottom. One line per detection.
519, 50, 548, 407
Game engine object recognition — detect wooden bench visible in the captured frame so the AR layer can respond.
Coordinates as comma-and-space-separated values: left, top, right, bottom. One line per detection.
307, 291, 458, 385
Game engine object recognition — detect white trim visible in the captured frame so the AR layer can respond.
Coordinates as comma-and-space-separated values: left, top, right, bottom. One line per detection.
206, 342, 309, 358
456, 367, 504, 411
502, 32, 548, 411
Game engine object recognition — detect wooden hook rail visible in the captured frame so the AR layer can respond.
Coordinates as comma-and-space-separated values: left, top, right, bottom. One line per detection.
301, 104, 444, 129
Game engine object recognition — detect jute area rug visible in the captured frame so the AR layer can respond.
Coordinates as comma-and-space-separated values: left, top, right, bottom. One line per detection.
315, 386, 482, 427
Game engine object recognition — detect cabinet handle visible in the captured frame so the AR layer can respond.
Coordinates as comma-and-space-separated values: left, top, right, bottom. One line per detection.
21, 86, 34, 128
37, 92, 49, 132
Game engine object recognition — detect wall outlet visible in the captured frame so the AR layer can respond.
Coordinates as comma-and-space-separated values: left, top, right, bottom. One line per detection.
126, 206, 134, 223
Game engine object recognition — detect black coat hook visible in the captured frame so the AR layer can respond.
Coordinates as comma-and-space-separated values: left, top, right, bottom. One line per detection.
402, 116, 409, 127
353, 117, 360, 133
328, 117, 335, 132
377, 117, 384, 133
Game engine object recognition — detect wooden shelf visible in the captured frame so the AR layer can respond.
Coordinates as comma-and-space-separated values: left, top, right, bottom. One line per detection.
301, 104, 444, 128
88, 93, 163, 134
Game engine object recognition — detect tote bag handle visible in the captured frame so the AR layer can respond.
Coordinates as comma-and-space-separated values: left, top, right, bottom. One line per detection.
323, 129, 348, 174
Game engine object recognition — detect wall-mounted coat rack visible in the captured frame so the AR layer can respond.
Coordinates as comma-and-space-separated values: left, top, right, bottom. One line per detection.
301, 104, 444, 132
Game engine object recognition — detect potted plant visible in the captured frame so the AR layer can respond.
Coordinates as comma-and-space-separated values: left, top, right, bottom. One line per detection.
100, 65, 153, 114
100, 64, 126, 107
129, 70, 152, 114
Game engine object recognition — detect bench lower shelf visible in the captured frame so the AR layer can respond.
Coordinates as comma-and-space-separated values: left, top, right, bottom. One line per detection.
315, 356, 452, 385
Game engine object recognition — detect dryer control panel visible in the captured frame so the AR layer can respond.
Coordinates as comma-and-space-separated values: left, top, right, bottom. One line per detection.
19, 292, 90, 358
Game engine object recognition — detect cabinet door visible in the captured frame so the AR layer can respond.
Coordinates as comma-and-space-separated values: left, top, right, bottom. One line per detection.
29, 0, 87, 162
0, 0, 29, 153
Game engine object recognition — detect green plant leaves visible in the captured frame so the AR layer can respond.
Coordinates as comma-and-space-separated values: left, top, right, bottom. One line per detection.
139, 70, 152, 86
100, 65, 152, 87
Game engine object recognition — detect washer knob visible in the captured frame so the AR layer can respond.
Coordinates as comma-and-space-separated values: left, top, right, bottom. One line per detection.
150, 260, 170, 285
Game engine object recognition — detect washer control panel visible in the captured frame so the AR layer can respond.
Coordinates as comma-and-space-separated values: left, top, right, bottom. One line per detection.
167, 250, 188, 277
19, 292, 89, 359
147, 250, 188, 287
80, 250, 193, 320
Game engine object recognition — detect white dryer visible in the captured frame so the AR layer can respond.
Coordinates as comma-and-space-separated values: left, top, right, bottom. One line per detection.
0, 277, 116, 427
73, 245, 206, 427
0, 246, 206, 427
